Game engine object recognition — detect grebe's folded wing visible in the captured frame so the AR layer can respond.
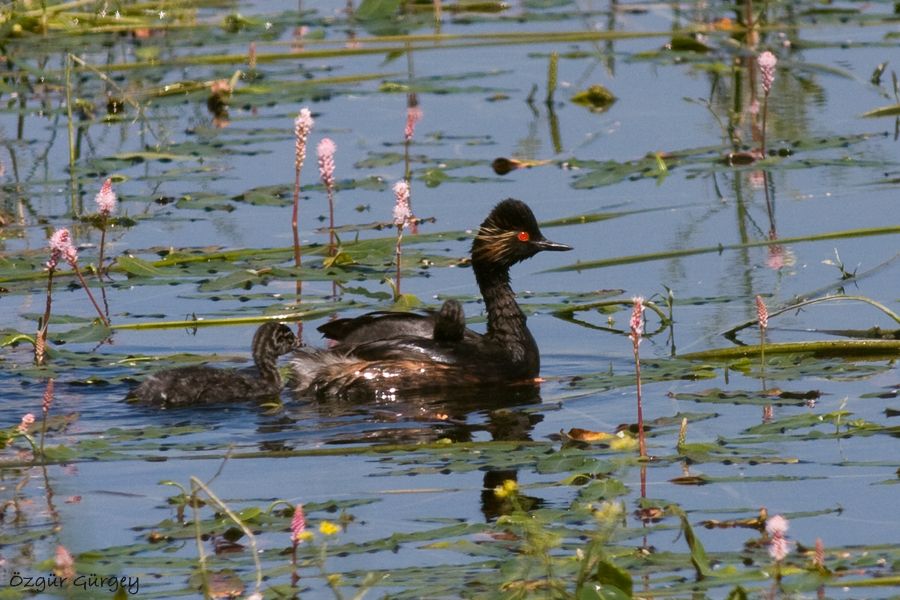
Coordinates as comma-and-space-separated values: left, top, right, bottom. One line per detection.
317, 310, 436, 344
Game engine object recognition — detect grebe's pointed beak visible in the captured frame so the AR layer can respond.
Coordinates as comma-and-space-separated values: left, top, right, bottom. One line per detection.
534, 238, 572, 252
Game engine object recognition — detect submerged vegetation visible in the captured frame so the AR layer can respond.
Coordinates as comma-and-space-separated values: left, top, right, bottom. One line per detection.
1, 0, 898, 598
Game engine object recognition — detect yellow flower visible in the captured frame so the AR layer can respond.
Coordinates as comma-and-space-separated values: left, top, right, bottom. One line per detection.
493, 479, 518, 499
318, 521, 341, 536
294, 531, 314, 544
592, 501, 625, 524
610, 435, 638, 452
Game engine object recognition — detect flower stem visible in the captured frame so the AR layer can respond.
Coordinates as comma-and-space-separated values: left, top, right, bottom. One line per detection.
72, 264, 110, 327
394, 226, 404, 300
327, 186, 336, 257
97, 218, 107, 277
36, 269, 55, 366
292, 165, 303, 271
759, 324, 767, 390
634, 342, 646, 458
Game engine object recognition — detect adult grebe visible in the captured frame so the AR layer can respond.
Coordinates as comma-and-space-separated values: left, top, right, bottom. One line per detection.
291, 199, 571, 398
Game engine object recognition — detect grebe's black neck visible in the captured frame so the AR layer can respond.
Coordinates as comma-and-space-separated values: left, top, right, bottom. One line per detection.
473, 262, 528, 344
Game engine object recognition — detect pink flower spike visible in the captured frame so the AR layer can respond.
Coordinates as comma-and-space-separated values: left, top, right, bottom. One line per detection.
317, 137, 336, 189
392, 180, 411, 228
55, 545, 76, 580
94, 178, 117, 216
628, 297, 645, 345
755, 295, 769, 330
17, 413, 35, 434
769, 533, 789, 562
758, 51, 777, 94
765, 514, 788, 537
405, 105, 423, 142
48, 228, 78, 270
748, 99, 760, 116
290, 504, 306, 544
42, 378, 55, 415
766, 514, 790, 562
294, 108, 314, 169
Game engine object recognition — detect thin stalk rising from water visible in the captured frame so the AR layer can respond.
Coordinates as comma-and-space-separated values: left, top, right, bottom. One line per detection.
317, 138, 337, 257
629, 297, 647, 458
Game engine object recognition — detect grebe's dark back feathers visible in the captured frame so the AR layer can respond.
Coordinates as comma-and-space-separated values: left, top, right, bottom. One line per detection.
317, 310, 432, 344
317, 299, 475, 347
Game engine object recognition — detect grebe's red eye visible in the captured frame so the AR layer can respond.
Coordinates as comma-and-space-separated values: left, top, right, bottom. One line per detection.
517, 231, 530, 242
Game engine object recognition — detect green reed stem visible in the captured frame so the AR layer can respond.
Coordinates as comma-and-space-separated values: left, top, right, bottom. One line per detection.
190, 477, 264, 598
548, 225, 900, 272
680, 339, 900, 361
64, 54, 76, 216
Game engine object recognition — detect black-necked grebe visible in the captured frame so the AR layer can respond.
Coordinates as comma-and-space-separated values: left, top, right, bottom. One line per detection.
291, 199, 572, 397
127, 322, 296, 408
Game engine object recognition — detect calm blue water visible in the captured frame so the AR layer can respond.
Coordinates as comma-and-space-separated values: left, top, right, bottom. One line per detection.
1, 1, 898, 597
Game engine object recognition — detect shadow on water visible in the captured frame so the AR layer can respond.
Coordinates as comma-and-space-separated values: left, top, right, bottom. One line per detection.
285, 383, 547, 521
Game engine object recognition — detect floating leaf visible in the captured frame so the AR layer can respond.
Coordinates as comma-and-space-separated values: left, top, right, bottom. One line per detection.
50, 323, 113, 344
115, 255, 165, 278
355, 0, 402, 21
570, 84, 617, 112
668, 34, 712, 52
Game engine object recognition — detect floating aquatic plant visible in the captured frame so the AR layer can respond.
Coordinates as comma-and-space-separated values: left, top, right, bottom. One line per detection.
93, 178, 117, 274
292, 107, 314, 273
317, 137, 338, 257
758, 50, 777, 157
390, 179, 412, 300
628, 296, 647, 458
36, 228, 110, 363
766, 514, 790, 579
39, 378, 54, 456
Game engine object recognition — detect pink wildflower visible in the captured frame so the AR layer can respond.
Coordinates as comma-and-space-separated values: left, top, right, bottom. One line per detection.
766, 514, 790, 562
94, 178, 117, 216
404, 104, 423, 142
294, 108, 314, 170
17, 413, 35, 434
317, 138, 336, 190
628, 297, 645, 345
748, 170, 766, 190
814, 538, 825, 568
42, 378, 55, 416
392, 180, 412, 228
47, 228, 77, 270
209, 79, 231, 95
755, 295, 768, 330
290, 504, 306, 544
248, 41, 257, 69
758, 51, 777, 95
55, 545, 76, 580
748, 99, 760, 117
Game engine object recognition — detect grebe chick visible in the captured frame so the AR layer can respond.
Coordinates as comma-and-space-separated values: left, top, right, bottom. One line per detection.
128, 322, 296, 408
291, 199, 571, 398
